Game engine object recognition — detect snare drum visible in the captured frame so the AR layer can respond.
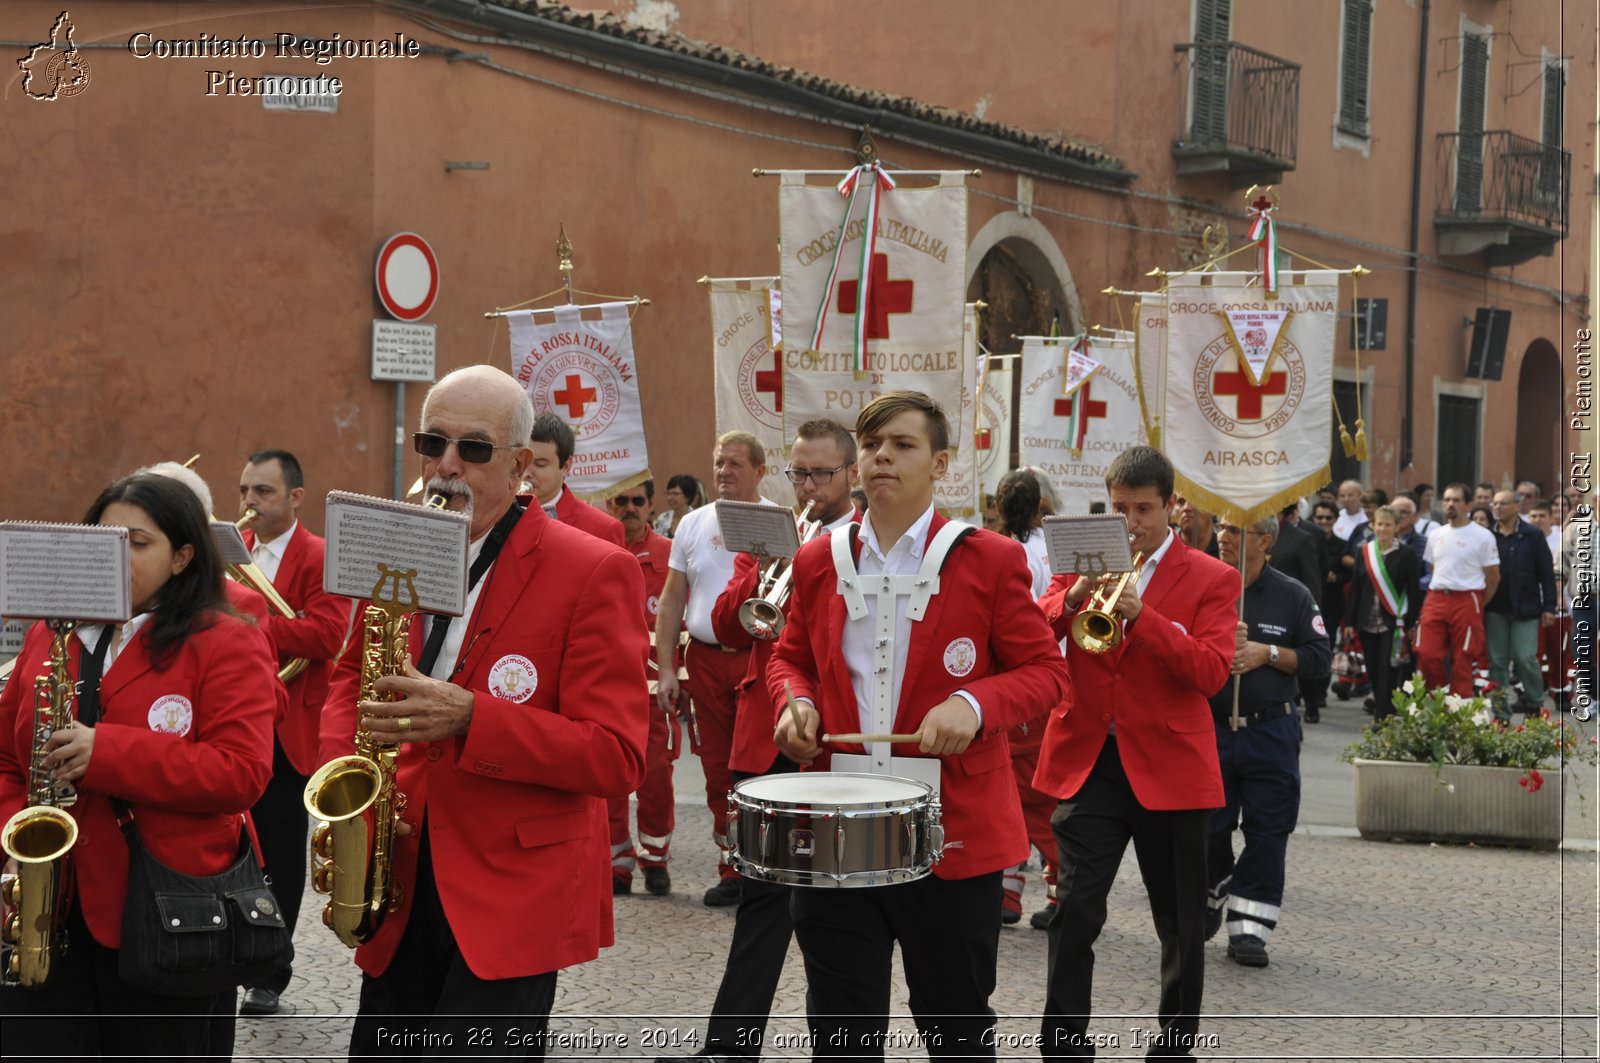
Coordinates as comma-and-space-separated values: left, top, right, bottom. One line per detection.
727, 772, 943, 888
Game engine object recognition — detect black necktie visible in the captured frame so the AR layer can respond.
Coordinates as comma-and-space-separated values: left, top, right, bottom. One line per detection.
417, 504, 524, 676
75, 624, 118, 728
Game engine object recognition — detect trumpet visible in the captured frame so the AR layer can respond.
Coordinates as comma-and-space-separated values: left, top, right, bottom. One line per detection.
231, 508, 309, 684
1069, 547, 1146, 655
738, 501, 820, 640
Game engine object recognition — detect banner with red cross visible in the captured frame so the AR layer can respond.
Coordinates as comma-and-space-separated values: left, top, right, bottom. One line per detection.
777, 170, 966, 441
932, 304, 981, 518
1018, 332, 1146, 514
1163, 272, 1339, 523
506, 301, 650, 500
1134, 292, 1167, 449
977, 356, 1014, 503
707, 277, 791, 504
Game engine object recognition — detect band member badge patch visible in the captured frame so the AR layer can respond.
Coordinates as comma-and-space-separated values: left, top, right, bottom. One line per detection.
647, 594, 660, 616
943, 637, 977, 678
489, 654, 538, 703
148, 694, 194, 736
1312, 613, 1327, 636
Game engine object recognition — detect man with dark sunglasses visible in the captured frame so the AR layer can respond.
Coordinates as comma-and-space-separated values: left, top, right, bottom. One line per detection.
324, 365, 648, 1058
524, 412, 625, 547
605, 479, 681, 897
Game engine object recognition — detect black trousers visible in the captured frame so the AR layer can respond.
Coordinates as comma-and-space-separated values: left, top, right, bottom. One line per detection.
247, 737, 308, 995
0, 903, 228, 1060
705, 756, 799, 1058
791, 870, 1002, 1061
1042, 738, 1211, 1061
1358, 630, 1403, 721
348, 828, 558, 1060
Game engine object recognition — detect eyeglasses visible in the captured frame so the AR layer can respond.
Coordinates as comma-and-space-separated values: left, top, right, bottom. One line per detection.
784, 463, 850, 485
612, 494, 649, 508
413, 432, 517, 464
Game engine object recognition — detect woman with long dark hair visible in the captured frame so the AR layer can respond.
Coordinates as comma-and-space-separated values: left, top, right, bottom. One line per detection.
995, 466, 1052, 598
0, 473, 279, 1058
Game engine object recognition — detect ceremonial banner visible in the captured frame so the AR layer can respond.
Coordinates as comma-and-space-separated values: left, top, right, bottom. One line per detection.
1018, 333, 1146, 514
1134, 292, 1167, 448
933, 304, 981, 517
778, 170, 967, 439
977, 357, 1014, 501
507, 302, 650, 500
708, 278, 789, 503
1163, 271, 1339, 523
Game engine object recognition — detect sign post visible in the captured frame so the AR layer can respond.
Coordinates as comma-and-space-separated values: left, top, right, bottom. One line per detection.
373, 233, 440, 499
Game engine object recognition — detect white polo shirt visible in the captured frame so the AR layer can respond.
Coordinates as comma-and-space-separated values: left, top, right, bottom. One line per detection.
668, 497, 781, 644
1423, 521, 1499, 591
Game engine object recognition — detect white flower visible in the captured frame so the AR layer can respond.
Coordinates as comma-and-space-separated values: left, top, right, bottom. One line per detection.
1446, 784, 1456, 793
1402, 680, 1415, 695
1444, 694, 1467, 712
1472, 708, 1493, 727
1406, 701, 1421, 717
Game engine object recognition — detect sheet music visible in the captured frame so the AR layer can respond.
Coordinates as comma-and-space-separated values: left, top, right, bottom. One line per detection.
0, 522, 132, 622
323, 491, 472, 615
715, 499, 800, 557
209, 521, 253, 566
1041, 515, 1135, 576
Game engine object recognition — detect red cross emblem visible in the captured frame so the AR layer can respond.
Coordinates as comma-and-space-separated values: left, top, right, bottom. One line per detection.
1212, 362, 1287, 420
836, 252, 915, 340
1054, 382, 1108, 425
1250, 192, 1275, 215
754, 350, 783, 413
974, 427, 992, 450
553, 373, 598, 419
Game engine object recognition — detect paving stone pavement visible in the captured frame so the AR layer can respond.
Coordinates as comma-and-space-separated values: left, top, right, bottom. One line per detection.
235, 695, 1600, 1061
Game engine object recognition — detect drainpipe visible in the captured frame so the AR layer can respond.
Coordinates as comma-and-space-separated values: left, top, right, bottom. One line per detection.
1402, 0, 1430, 470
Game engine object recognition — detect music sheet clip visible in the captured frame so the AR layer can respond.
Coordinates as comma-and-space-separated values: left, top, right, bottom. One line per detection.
0, 522, 132, 623
1041, 515, 1135, 577
323, 491, 472, 616
714, 499, 798, 558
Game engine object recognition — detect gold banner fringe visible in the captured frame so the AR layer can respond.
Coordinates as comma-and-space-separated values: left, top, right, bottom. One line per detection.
1174, 464, 1331, 528
575, 468, 652, 506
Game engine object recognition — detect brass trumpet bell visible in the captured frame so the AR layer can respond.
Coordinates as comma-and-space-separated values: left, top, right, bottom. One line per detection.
1068, 553, 1144, 655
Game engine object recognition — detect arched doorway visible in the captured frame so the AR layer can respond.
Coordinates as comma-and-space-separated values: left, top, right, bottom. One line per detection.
1514, 338, 1561, 493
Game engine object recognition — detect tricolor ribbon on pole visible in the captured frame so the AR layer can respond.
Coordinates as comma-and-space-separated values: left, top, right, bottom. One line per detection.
807, 163, 896, 373
1246, 198, 1279, 296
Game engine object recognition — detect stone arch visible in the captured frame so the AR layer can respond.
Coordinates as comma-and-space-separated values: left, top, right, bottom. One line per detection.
1513, 337, 1562, 493
964, 212, 1082, 354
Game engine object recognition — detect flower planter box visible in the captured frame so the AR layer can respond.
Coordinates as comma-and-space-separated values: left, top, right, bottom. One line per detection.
1352, 759, 1565, 850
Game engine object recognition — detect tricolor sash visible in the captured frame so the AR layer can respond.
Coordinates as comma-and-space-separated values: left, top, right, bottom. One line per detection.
1363, 539, 1408, 662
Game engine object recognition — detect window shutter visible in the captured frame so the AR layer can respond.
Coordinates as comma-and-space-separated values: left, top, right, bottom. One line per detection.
1339, 0, 1373, 135
1542, 61, 1564, 148
1454, 33, 1488, 213
1190, 0, 1233, 143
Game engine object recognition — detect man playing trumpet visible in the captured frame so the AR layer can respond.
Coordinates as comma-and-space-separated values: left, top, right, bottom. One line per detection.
317, 365, 648, 1057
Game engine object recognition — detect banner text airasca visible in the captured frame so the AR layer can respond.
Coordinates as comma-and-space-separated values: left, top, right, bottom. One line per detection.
520, 331, 633, 385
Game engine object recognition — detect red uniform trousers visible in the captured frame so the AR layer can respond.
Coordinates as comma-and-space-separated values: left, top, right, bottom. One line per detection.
684, 638, 751, 881
1417, 589, 1486, 697
608, 696, 682, 883
1002, 714, 1058, 914
1540, 612, 1572, 698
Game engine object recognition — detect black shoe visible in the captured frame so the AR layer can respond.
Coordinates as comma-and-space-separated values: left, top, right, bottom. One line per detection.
1362, 696, 1375, 715
643, 866, 671, 896
239, 987, 281, 1015
1304, 706, 1320, 724
702, 877, 742, 907
1029, 901, 1057, 930
1227, 934, 1269, 967
1204, 903, 1224, 942
1001, 902, 1022, 925
612, 876, 632, 896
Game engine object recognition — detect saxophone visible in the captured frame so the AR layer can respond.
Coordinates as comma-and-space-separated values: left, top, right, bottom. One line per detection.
303, 494, 443, 948
1, 621, 81, 988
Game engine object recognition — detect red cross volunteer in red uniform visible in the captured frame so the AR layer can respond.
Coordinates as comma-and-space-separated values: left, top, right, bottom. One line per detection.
768, 391, 1070, 1059
524, 412, 626, 547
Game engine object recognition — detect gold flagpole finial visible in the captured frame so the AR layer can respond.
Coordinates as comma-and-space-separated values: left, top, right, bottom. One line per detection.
182, 453, 200, 469
1146, 267, 1168, 278
557, 225, 575, 303
1351, 264, 1372, 277
1101, 286, 1119, 296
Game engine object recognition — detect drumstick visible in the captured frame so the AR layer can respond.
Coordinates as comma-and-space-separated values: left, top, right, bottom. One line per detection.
783, 681, 806, 736
821, 732, 925, 744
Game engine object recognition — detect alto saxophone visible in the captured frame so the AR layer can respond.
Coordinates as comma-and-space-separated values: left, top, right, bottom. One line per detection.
303, 494, 443, 948
1, 621, 81, 988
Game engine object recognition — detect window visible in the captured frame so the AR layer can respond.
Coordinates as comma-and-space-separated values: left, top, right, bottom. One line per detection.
1338, 0, 1373, 136
1436, 393, 1481, 489
1538, 58, 1565, 205
1454, 32, 1489, 213
1329, 379, 1366, 487
1190, 0, 1233, 143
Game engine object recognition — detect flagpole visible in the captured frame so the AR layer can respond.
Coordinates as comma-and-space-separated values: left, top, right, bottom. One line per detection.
752, 168, 981, 178
1232, 525, 1247, 732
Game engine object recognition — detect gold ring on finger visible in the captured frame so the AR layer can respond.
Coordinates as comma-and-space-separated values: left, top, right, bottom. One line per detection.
398, 716, 412, 731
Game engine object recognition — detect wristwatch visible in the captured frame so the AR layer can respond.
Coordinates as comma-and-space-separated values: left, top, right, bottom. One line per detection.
1268, 644, 1281, 667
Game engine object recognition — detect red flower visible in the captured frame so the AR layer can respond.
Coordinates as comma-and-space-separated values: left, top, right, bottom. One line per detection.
1521, 769, 1545, 794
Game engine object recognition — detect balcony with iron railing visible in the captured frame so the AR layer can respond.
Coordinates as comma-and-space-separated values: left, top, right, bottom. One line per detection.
1435, 130, 1570, 266
1172, 41, 1299, 186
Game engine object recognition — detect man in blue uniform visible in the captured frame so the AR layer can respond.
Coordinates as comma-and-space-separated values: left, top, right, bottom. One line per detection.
1206, 516, 1331, 968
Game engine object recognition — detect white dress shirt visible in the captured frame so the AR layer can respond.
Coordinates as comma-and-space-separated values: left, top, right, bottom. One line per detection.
75, 612, 154, 671
250, 521, 297, 583
427, 533, 490, 681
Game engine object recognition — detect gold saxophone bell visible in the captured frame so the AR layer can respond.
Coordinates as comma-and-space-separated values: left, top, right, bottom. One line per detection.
1070, 551, 1145, 655
1, 621, 80, 989
738, 501, 821, 640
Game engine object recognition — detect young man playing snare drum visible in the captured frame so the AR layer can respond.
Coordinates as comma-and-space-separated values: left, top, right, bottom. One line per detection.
769, 391, 1070, 1058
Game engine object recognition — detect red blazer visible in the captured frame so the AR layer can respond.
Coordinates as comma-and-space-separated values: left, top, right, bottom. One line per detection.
1033, 534, 1238, 811
709, 550, 786, 775
224, 580, 290, 729
628, 527, 673, 634
242, 524, 351, 775
765, 514, 1071, 879
0, 614, 278, 949
555, 488, 626, 548
319, 505, 649, 981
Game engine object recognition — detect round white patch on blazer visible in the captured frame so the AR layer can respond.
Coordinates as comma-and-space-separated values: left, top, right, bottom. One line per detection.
646, 594, 660, 616
943, 637, 977, 678
1312, 613, 1327, 636
489, 654, 538, 703
1171, 620, 1188, 635
148, 694, 194, 736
